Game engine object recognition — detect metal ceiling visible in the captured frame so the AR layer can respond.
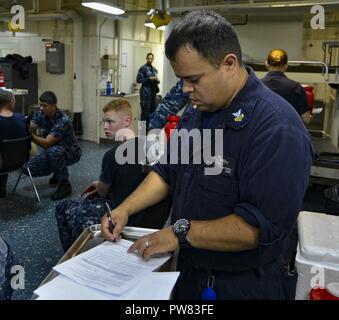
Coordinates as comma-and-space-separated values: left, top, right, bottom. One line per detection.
1, 0, 339, 15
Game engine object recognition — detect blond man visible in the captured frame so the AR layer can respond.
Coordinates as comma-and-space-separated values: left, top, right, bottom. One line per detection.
55, 99, 151, 251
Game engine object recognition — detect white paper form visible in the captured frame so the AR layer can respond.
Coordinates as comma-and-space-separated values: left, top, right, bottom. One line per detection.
34, 275, 112, 300
34, 272, 180, 300
53, 239, 171, 296
121, 272, 180, 300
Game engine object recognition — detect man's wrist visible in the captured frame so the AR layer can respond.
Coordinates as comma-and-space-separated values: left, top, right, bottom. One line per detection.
169, 227, 179, 248
119, 201, 133, 217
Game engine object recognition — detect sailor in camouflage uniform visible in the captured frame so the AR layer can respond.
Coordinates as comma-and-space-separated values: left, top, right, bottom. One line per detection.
55, 99, 143, 252
136, 53, 159, 127
28, 91, 82, 200
0, 236, 13, 300
56, 197, 114, 252
148, 80, 189, 130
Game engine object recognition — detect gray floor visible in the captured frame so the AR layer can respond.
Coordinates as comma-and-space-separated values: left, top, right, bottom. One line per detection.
0, 140, 111, 300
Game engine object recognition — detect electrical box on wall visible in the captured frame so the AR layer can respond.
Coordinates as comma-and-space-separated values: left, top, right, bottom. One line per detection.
46, 41, 65, 74
101, 54, 118, 71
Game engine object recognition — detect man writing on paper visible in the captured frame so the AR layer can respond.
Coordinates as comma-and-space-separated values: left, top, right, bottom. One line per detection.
101, 10, 314, 300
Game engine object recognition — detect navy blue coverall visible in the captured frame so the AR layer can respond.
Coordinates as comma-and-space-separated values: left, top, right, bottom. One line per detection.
137, 63, 158, 124
0, 236, 13, 300
152, 67, 314, 300
28, 109, 82, 181
262, 71, 310, 116
148, 80, 189, 130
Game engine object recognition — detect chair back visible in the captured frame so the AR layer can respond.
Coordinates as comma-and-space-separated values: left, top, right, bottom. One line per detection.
0, 135, 31, 173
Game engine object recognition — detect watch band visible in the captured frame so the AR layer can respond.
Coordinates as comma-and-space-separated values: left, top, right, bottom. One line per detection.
178, 233, 192, 249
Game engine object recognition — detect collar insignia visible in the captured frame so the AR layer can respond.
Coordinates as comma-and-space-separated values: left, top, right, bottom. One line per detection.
232, 109, 245, 122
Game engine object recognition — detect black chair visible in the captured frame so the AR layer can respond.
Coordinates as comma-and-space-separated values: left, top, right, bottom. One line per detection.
0, 135, 40, 202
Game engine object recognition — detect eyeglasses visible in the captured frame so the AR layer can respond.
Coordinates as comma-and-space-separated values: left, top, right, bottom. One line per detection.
101, 118, 116, 125
39, 103, 50, 108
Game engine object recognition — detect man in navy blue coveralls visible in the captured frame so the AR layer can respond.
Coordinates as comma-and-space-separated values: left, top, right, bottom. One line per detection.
262, 48, 312, 125
102, 10, 314, 300
137, 53, 159, 127
28, 91, 82, 200
148, 80, 189, 130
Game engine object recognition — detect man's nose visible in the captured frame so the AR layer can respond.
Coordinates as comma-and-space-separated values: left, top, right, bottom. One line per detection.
182, 81, 194, 94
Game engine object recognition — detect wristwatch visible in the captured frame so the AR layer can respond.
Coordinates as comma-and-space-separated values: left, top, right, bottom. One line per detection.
172, 219, 191, 249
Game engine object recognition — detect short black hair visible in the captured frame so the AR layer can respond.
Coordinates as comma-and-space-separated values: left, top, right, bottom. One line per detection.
39, 91, 57, 105
165, 10, 243, 67
146, 52, 154, 59
0, 89, 14, 109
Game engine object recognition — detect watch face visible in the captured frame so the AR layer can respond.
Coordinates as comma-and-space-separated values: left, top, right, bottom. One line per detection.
174, 219, 190, 234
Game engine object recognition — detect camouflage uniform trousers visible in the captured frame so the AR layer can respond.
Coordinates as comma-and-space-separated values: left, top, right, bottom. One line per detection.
27, 145, 82, 181
0, 236, 13, 300
55, 198, 114, 252
140, 87, 157, 124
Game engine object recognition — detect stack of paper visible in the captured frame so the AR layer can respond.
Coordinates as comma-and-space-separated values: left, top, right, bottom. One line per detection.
34, 239, 179, 300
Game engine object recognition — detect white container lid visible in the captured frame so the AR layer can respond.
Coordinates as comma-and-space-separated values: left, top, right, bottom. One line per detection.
327, 283, 339, 297
298, 211, 339, 265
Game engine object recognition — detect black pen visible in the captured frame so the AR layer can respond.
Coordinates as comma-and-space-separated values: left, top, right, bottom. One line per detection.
105, 202, 114, 234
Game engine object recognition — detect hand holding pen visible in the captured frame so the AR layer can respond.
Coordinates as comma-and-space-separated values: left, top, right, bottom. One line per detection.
105, 202, 115, 234
101, 204, 129, 242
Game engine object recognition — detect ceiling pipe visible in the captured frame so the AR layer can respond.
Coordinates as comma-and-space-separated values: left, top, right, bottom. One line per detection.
64, 10, 84, 115
26, 12, 70, 20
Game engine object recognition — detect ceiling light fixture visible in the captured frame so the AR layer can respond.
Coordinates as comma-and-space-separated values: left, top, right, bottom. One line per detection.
144, 8, 171, 30
144, 0, 171, 30
81, 1, 125, 15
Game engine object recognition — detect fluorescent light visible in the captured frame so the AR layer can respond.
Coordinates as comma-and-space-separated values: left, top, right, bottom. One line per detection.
81, 1, 125, 15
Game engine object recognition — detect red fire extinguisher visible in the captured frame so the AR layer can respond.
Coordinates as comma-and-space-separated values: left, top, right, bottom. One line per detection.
310, 283, 339, 300
0, 69, 5, 87
164, 115, 180, 140
302, 84, 314, 114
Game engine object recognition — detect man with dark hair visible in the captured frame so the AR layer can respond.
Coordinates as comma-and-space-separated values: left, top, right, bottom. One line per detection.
102, 10, 314, 299
262, 49, 312, 125
28, 91, 81, 200
137, 53, 159, 128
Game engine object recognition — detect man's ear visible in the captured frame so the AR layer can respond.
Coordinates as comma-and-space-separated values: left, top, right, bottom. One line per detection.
124, 114, 132, 127
222, 54, 237, 71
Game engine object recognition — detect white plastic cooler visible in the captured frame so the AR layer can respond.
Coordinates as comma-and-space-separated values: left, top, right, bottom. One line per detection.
295, 211, 339, 300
